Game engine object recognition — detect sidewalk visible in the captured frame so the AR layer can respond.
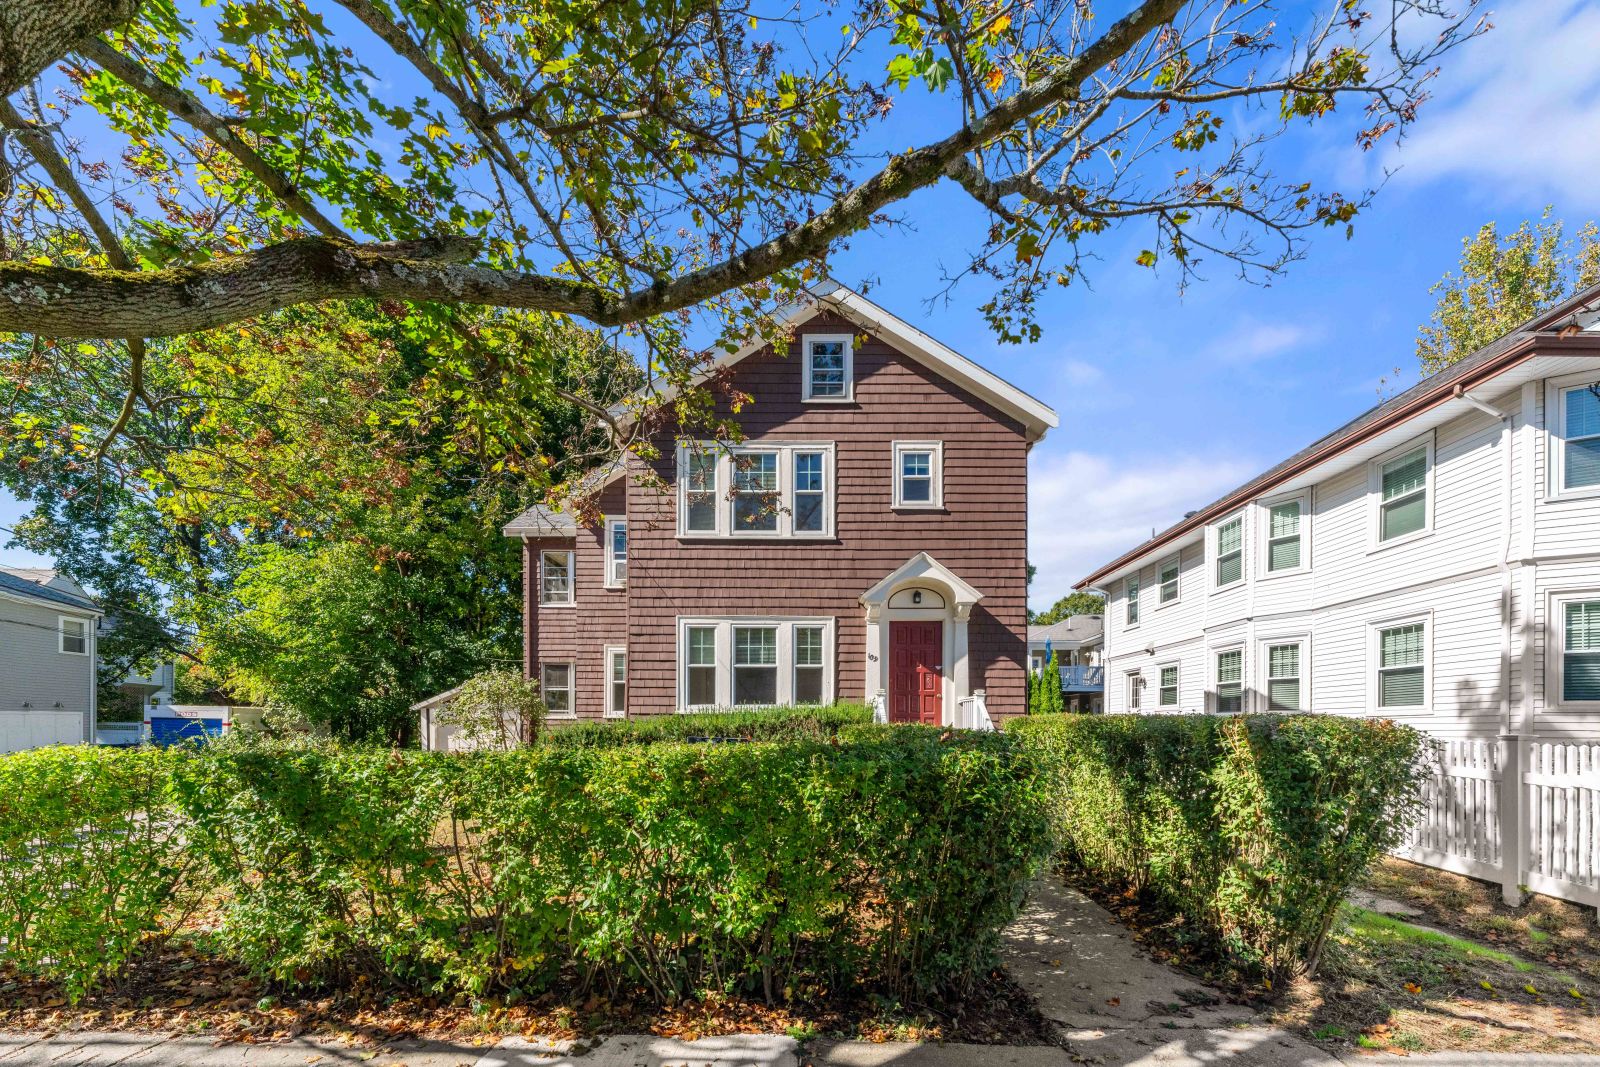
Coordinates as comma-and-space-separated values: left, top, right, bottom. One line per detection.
4, 877, 1598, 1066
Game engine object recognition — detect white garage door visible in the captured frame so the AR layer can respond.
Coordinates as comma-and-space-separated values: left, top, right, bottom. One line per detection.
0, 710, 86, 754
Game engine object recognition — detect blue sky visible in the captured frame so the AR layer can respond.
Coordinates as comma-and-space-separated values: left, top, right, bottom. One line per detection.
4, 0, 1600, 613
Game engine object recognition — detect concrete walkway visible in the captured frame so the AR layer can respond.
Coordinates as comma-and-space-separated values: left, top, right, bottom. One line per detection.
4, 876, 1598, 1067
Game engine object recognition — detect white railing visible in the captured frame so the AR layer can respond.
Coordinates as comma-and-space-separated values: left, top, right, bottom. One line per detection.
871, 689, 888, 725
965, 689, 995, 731
1399, 734, 1600, 909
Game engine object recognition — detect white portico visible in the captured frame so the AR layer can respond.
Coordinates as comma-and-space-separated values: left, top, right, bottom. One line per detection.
860, 552, 987, 727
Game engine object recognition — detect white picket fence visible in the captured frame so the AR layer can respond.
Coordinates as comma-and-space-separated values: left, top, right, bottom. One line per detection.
1399, 734, 1600, 909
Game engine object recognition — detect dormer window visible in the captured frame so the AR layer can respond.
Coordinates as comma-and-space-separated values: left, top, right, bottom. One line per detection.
802, 334, 853, 401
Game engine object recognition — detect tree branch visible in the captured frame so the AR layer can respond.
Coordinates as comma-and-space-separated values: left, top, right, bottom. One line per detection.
0, 0, 139, 97
75, 37, 350, 240
0, 98, 132, 269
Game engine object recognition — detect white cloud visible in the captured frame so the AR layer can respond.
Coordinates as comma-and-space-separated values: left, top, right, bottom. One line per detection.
1201, 320, 1317, 365
1028, 449, 1260, 610
1059, 359, 1106, 388
1384, 0, 1600, 208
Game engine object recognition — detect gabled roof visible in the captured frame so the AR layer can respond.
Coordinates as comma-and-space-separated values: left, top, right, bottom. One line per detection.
0, 565, 101, 613
1028, 615, 1103, 647
621, 279, 1060, 443
1076, 281, 1600, 590
859, 551, 985, 607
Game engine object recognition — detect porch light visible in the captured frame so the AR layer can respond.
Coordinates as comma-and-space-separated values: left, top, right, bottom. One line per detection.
912, 590, 922, 604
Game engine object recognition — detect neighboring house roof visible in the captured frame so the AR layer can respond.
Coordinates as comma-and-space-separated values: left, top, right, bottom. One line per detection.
1076, 281, 1600, 590
0, 565, 101, 613
1028, 614, 1104, 648
411, 685, 463, 712
617, 279, 1060, 443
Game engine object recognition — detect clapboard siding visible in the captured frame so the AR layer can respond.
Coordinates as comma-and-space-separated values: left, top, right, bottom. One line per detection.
0, 596, 95, 748
520, 310, 1033, 719
1101, 364, 1600, 737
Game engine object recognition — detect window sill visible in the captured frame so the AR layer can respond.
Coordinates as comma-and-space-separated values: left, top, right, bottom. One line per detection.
1366, 528, 1434, 556
604, 582, 626, 592
891, 504, 945, 513
801, 396, 857, 405
540, 601, 578, 609
1209, 580, 1246, 596
675, 532, 837, 542
1544, 485, 1600, 505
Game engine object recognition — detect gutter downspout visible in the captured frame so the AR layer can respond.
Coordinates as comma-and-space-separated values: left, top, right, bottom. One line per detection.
1454, 385, 1514, 732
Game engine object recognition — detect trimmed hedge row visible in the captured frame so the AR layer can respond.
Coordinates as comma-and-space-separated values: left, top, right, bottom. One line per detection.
542, 703, 872, 747
0, 726, 1049, 1003
1006, 713, 1426, 978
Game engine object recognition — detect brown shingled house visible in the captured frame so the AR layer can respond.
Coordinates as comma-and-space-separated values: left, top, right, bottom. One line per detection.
500, 281, 1057, 728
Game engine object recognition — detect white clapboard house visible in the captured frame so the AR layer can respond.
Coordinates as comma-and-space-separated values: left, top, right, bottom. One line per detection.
1076, 285, 1600, 908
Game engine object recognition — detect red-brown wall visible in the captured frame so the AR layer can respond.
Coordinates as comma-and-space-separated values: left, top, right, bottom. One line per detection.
522, 310, 1032, 719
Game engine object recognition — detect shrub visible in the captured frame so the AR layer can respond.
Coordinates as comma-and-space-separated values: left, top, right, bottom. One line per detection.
0, 746, 206, 999
542, 703, 872, 748
1007, 713, 1426, 979
2, 723, 1047, 1004
435, 668, 545, 749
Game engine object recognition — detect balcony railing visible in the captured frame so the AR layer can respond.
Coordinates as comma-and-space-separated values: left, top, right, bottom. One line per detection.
1059, 665, 1105, 691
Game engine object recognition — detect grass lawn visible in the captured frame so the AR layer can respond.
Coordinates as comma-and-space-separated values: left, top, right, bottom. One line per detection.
1268, 860, 1600, 1055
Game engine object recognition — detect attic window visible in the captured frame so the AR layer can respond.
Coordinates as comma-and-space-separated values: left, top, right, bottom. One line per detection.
802, 334, 853, 401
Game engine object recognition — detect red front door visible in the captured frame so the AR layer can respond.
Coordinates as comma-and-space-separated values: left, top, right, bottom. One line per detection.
890, 621, 943, 724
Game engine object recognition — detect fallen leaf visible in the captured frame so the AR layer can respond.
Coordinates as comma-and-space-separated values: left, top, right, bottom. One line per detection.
1403, 982, 1422, 995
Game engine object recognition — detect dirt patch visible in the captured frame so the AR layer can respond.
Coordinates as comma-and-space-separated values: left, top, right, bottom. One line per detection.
0, 936, 1056, 1049
1055, 859, 1600, 1055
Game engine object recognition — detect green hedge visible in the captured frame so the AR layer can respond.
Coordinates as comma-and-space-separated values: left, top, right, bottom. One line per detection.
1006, 713, 1425, 979
542, 703, 872, 747
0, 726, 1048, 1003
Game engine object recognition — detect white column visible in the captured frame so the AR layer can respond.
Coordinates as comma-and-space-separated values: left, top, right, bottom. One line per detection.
863, 604, 883, 702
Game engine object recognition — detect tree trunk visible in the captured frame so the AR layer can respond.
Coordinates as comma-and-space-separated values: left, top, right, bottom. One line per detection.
0, 0, 142, 98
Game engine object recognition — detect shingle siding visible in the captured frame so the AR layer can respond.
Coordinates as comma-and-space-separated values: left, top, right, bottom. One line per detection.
519, 310, 1033, 720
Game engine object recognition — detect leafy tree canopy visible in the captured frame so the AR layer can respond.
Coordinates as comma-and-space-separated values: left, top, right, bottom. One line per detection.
1, 301, 636, 738
1418, 211, 1600, 375
1030, 590, 1104, 626
0, 0, 1484, 484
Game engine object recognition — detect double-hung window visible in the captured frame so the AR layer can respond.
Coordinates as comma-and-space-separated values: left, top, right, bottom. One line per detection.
1214, 649, 1243, 713
605, 518, 628, 588
1158, 664, 1179, 708
1266, 643, 1302, 711
1125, 575, 1141, 626
540, 550, 575, 605
1214, 516, 1243, 588
680, 618, 833, 710
605, 647, 627, 718
540, 662, 574, 717
794, 626, 825, 704
1558, 383, 1600, 492
1560, 599, 1600, 704
1376, 622, 1427, 710
686, 626, 718, 707
684, 450, 718, 533
1159, 557, 1180, 604
59, 616, 89, 655
802, 334, 853, 401
1265, 498, 1303, 573
733, 452, 781, 532
893, 441, 943, 508
678, 443, 833, 537
1377, 445, 1429, 543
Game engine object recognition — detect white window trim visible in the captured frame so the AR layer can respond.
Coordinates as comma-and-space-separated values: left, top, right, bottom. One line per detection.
676, 442, 836, 539
1367, 433, 1435, 552
603, 516, 627, 589
800, 332, 855, 403
603, 645, 627, 718
1545, 589, 1600, 713
1125, 669, 1144, 711
540, 660, 576, 719
1124, 574, 1141, 630
1547, 373, 1600, 502
539, 549, 576, 607
1157, 553, 1181, 607
675, 616, 836, 711
58, 615, 90, 656
1156, 660, 1181, 708
1210, 642, 1246, 714
1258, 490, 1311, 579
1367, 612, 1433, 715
1209, 512, 1246, 593
892, 440, 945, 510
1258, 634, 1311, 713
